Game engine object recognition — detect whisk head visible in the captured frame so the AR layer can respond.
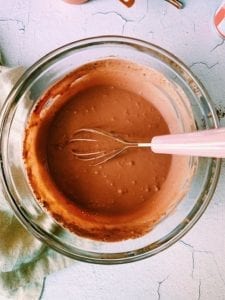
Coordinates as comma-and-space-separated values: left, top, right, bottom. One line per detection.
69, 128, 137, 166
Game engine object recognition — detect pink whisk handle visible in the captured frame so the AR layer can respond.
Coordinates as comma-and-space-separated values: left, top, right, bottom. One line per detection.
151, 128, 225, 158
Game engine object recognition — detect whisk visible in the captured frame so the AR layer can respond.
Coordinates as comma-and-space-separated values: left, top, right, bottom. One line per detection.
119, 0, 184, 9
164, 0, 184, 9
69, 128, 225, 166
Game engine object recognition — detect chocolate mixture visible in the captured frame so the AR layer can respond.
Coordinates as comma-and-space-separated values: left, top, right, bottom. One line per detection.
47, 85, 171, 216
24, 59, 192, 241
119, 0, 135, 7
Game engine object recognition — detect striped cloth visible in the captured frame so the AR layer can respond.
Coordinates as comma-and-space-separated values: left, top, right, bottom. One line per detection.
214, 2, 225, 38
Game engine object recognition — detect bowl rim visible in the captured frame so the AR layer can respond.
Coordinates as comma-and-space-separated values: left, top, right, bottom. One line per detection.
0, 35, 221, 264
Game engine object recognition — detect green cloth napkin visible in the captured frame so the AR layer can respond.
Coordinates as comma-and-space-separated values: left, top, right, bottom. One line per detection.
0, 57, 73, 300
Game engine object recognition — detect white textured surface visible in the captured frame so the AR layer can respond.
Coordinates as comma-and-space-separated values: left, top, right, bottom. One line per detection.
1, 1, 225, 299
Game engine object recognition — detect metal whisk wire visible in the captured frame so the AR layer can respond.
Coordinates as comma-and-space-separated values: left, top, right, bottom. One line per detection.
68, 127, 225, 164
69, 128, 151, 166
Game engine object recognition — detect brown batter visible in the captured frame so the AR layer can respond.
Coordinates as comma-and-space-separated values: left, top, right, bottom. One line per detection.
119, 0, 135, 7
24, 59, 195, 241
47, 85, 171, 215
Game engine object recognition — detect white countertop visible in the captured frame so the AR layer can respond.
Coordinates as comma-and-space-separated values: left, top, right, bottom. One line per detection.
1, 1, 225, 299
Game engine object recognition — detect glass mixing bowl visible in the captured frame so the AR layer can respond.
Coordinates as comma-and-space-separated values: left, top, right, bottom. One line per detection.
0, 36, 221, 264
